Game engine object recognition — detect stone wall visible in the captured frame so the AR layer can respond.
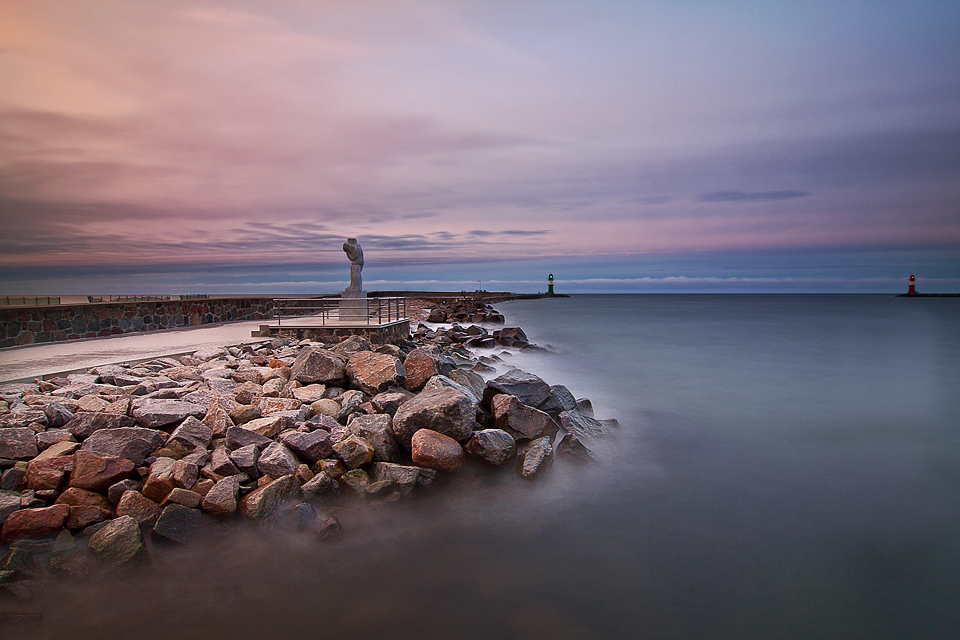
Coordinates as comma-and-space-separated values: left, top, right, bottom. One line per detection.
1, 298, 276, 348
272, 320, 410, 345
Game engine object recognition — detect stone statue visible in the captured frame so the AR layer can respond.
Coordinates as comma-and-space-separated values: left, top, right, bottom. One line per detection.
342, 238, 364, 292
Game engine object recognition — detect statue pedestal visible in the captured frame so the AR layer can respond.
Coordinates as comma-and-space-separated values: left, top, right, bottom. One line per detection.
339, 290, 368, 321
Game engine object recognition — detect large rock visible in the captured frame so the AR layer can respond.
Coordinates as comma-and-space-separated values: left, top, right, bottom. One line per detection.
0, 490, 21, 526
26, 456, 73, 491
411, 429, 465, 472
257, 442, 300, 478
153, 504, 217, 544
492, 394, 558, 441
369, 462, 436, 496
559, 410, 605, 441
402, 349, 439, 392
200, 475, 240, 516
465, 429, 516, 466
54, 487, 113, 511
290, 347, 345, 385
541, 384, 578, 416
346, 414, 400, 463
167, 416, 213, 450
43, 401, 75, 428
225, 426, 272, 451
292, 384, 326, 404
422, 374, 480, 404
280, 430, 334, 464
243, 415, 293, 438
1, 504, 69, 542
0, 427, 38, 460
520, 436, 554, 479
64, 412, 135, 439
332, 435, 374, 469
345, 351, 406, 396
239, 474, 300, 520
116, 490, 162, 526
209, 446, 240, 476
69, 450, 135, 492
392, 386, 477, 450
370, 389, 415, 416
87, 515, 147, 567
202, 403, 235, 437
301, 471, 339, 498
556, 433, 596, 463
131, 400, 206, 429
329, 335, 372, 359
228, 444, 260, 477
142, 458, 199, 502
80, 427, 166, 466
482, 369, 551, 409
493, 327, 529, 347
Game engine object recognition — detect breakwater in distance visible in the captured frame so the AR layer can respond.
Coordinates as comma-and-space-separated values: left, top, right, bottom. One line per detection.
0, 297, 279, 348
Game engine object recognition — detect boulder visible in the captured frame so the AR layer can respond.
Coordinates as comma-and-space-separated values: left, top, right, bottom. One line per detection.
292, 384, 326, 404
167, 416, 213, 450
1, 504, 69, 542
43, 401, 75, 428
0, 490, 20, 526
336, 390, 366, 422
131, 399, 206, 429
153, 504, 217, 544
301, 471, 339, 498
64, 412, 136, 439
228, 444, 260, 477
332, 435, 374, 469
556, 433, 596, 463
239, 474, 300, 520
142, 458, 199, 503
26, 456, 73, 491
36, 428, 76, 450
346, 414, 400, 463
402, 349, 439, 392
280, 430, 334, 464
411, 429, 465, 472
87, 515, 147, 567
482, 369, 551, 409
329, 335, 372, 359
559, 410, 605, 441
32, 439, 80, 461
345, 351, 406, 396
0, 427, 38, 460
54, 487, 113, 511
422, 374, 480, 404
519, 436, 554, 479
162, 488, 202, 509
369, 462, 436, 496
465, 429, 517, 466
310, 398, 341, 418
79, 427, 166, 466
201, 403, 235, 437
492, 394, 558, 441
69, 450, 135, 492
392, 386, 477, 450
116, 490, 162, 526
493, 327, 529, 347
107, 479, 142, 505
243, 415, 293, 438
290, 347, 345, 385
257, 442, 300, 478
209, 446, 240, 476
224, 426, 272, 451
201, 475, 241, 516
370, 389, 415, 416
256, 397, 302, 416
541, 384, 578, 416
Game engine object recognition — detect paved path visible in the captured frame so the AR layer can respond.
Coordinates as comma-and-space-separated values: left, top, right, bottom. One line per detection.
0, 320, 269, 383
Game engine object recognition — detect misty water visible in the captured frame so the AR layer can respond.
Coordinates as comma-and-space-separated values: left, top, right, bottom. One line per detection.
14, 294, 960, 639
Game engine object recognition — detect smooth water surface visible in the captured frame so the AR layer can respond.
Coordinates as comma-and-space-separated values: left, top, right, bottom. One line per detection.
16, 294, 960, 639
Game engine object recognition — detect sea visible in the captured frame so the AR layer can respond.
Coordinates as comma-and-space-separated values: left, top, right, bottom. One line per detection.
16, 294, 960, 639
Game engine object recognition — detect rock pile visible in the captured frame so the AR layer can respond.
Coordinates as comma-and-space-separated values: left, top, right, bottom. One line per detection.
0, 319, 615, 591
425, 300, 505, 324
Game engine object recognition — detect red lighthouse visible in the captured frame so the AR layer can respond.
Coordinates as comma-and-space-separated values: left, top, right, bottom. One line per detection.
908, 274, 916, 294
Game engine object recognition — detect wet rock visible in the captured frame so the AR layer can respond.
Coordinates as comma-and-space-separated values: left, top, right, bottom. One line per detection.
131, 399, 205, 429
482, 369, 551, 410
1, 466, 27, 491
47, 547, 99, 580
301, 471, 339, 498
392, 386, 477, 450
0, 428, 38, 460
1, 504, 69, 541
153, 504, 216, 544
70, 450, 135, 492
369, 462, 436, 496
493, 327, 529, 347
411, 429, 465, 472
448, 370, 486, 402
559, 410, 605, 441
290, 347, 345, 385
239, 474, 300, 520
519, 436, 554, 479
280, 430, 334, 464
556, 433, 596, 463
332, 434, 374, 469
87, 515, 147, 567
257, 442, 300, 478
167, 416, 213, 450
54, 487, 113, 511
315, 515, 342, 542
346, 414, 400, 463
492, 394, 558, 441
465, 429, 517, 466
66, 504, 112, 530
314, 458, 345, 478
422, 374, 480, 404
201, 475, 240, 516
116, 490, 161, 526
80, 427, 166, 466
402, 348, 440, 392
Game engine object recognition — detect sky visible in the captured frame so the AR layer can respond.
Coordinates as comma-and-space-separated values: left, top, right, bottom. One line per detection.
1, 0, 958, 294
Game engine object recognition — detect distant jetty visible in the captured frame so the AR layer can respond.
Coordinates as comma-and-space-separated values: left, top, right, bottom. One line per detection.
896, 292, 960, 297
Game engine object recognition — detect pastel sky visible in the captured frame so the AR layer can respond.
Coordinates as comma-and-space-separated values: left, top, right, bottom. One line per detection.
1, 0, 958, 293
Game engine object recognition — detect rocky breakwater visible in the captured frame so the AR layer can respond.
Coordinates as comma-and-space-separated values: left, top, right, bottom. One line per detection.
0, 324, 616, 595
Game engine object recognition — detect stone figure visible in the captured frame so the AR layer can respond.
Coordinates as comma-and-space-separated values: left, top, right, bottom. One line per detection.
342, 238, 364, 292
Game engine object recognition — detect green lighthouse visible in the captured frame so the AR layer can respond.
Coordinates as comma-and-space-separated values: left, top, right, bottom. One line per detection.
548, 273, 555, 295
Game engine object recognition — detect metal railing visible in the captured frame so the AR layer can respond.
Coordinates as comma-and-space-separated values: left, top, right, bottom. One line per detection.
0, 296, 61, 306
272, 297, 407, 326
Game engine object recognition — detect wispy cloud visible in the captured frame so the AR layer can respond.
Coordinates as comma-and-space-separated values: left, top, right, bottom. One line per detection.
699, 190, 810, 203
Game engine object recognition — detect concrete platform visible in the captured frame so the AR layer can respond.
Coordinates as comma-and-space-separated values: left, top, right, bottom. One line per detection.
255, 316, 411, 344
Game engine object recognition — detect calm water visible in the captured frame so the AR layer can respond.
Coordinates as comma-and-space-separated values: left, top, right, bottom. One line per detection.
20, 294, 960, 639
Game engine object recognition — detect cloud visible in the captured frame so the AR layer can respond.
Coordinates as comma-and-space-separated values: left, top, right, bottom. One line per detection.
698, 190, 810, 203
